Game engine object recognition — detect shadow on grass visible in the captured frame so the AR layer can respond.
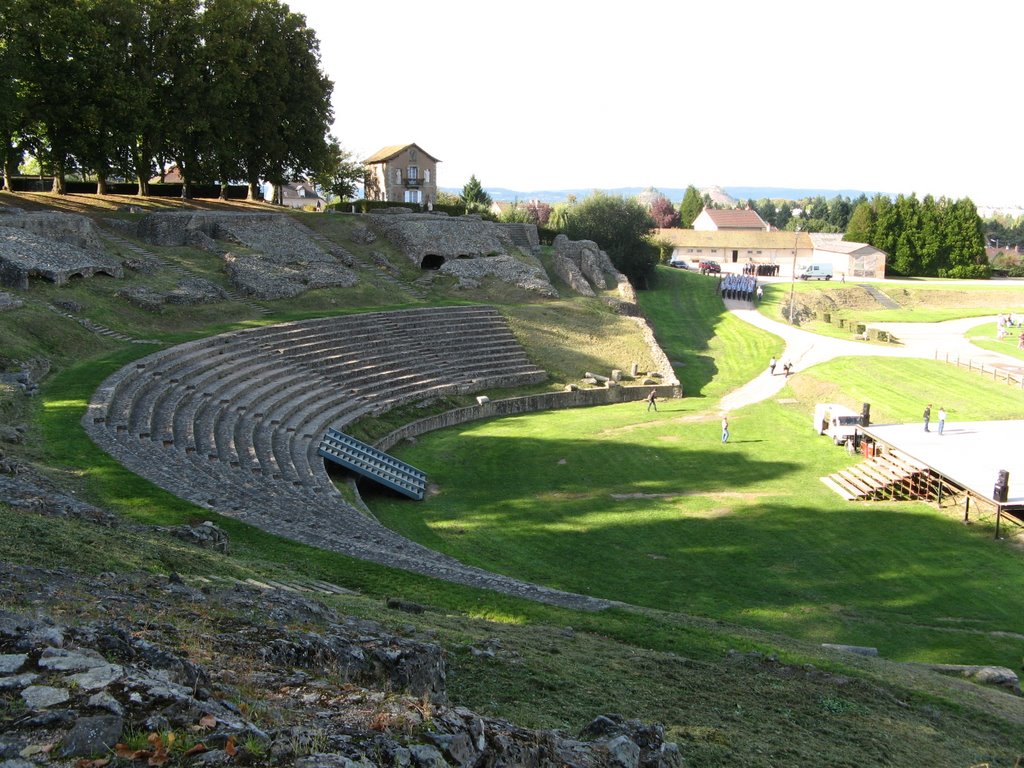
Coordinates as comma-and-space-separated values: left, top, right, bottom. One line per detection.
641, 269, 724, 396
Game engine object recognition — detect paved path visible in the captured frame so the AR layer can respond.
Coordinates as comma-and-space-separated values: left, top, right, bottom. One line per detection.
720, 302, 1022, 412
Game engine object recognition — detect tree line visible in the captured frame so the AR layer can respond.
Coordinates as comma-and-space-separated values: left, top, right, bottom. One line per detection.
0, 0, 345, 200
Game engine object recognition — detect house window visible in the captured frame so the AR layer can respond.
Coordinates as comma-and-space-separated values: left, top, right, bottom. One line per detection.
405, 190, 421, 204
408, 166, 418, 180
410, 148, 417, 161
424, 169, 431, 183
394, 168, 401, 184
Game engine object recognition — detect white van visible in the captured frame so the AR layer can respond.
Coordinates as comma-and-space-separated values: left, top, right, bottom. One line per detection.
797, 263, 833, 281
813, 403, 861, 445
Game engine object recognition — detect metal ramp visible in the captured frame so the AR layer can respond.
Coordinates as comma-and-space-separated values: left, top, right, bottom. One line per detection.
318, 427, 426, 500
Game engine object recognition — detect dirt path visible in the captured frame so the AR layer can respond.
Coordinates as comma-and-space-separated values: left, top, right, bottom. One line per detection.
719, 301, 1022, 412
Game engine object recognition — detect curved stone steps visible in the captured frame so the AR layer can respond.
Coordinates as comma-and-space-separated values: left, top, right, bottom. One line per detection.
82, 307, 618, 612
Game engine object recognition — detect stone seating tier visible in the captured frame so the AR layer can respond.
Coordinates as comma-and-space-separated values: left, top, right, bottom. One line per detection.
84, 306, 566, 583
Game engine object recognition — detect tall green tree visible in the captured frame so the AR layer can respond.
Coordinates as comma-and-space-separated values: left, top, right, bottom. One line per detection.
13, 0, 95, 193
827, 196, 852, 230
917, 194, 944, 275
941, 197, 989, 278
311, 136, 362, 202
844, 200, 876, 243
891, 194, 923, 275
460, 174, 492, 212
564, 191, 656, 287
77, 0, 142, 193
0, 0, 24, 191
871, 195, 901, 269
678, 185, 703, 228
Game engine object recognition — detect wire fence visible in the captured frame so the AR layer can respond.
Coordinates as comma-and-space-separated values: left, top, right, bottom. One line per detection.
937, 352, 1024, 388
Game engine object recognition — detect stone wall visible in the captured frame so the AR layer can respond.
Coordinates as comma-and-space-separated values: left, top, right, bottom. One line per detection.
438, 254, 558, 297
0, 216, 123, 288
375, 383, 681, 453
367, 211, 523, 265
133, 212, 358, 299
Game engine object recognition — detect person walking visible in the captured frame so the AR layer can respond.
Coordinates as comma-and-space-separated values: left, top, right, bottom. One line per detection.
937, 407, 946, 435
721, 416, 729, 443
646, 388, 658, 412
768, 356, 777, 375
923, 404, 931, 432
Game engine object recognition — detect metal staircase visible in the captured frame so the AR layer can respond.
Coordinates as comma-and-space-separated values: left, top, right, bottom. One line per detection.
821, 449, 948, 502
318, 427, 426, 500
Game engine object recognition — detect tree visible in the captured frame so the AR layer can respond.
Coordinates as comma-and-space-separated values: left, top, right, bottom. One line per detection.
311, 136, 363, 202
525, 200, 551, 227
0, 0, 25, 191
564, 192, 657, 286
827, 196, 852, 230
13, 0, 96, 193
940, 197, 989, 278
548, 202, 571, 231
678, 185, 703, 228
460, 174, 492, 212
649, 195, 680, 228
844, 200, 876, 243
776, 202, 793, 230
498, 202, 532, 224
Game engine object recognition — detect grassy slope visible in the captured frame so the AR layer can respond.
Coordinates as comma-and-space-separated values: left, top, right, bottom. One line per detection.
3, 199, 1024, 765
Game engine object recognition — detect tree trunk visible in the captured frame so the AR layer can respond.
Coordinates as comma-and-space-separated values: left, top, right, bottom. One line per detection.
133, 142, 151, 196
96, 175, 108, 195
51, 163, 66, 195
2, 151, 15, 193
246, 179, 260, 202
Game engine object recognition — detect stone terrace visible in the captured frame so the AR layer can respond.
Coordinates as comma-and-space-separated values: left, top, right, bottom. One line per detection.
83, 306, 613, 611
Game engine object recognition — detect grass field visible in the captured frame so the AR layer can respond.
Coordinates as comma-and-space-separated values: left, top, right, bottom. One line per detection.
370, 269, 1024, 668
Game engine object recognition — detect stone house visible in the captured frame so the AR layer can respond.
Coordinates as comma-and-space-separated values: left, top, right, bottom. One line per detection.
656, 228, 887, 279
692, 207, 770, 232
363, 143, 440, 207
265, 181, 327, 209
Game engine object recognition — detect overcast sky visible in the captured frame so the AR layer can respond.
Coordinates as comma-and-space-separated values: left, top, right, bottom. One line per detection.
284, 0, 1022, 204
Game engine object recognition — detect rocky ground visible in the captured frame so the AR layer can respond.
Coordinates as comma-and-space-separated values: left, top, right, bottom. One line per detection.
0, 555, 680, 768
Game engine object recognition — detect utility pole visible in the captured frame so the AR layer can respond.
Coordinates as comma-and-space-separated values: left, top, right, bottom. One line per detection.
788, 224, 800, 324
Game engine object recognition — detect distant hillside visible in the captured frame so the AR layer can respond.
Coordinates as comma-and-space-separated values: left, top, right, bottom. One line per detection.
443, 185, 887, 205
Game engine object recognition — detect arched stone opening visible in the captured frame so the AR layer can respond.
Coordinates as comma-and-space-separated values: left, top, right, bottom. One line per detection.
420, 254, 445, 270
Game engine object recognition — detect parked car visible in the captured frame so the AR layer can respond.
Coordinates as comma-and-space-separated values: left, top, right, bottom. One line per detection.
797, 263, 833, 280
668, 258, 690, 269
699, 260, 721, 275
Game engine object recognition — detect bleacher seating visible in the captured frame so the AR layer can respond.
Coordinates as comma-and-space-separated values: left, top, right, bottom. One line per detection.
84, 304, 545, 521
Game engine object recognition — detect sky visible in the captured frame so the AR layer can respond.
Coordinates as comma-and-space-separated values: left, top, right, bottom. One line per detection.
283, 0, 1022, 205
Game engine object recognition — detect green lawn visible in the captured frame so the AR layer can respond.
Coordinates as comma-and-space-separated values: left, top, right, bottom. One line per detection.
967, 321, 1024, 361
371, 274, 1024, 668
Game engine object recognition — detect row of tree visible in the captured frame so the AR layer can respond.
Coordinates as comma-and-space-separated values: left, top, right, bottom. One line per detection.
0, 0, 344, 200
845, 194, 988, 278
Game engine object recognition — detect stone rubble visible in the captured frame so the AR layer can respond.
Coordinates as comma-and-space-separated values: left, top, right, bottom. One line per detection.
0, 563, 682, 768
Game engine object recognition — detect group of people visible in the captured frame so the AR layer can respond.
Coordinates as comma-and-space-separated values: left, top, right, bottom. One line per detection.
719, 273, 758, 302
922, 403, 947, 435
743, 263, 780, 277
767, 356, 792, 377
997, 313, 1019, 341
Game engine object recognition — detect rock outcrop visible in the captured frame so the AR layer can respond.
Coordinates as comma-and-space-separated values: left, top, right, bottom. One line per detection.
0, 563, 681, 768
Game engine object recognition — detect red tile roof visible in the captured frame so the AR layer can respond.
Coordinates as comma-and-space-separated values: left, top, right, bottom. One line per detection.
704, 208, 768, 230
